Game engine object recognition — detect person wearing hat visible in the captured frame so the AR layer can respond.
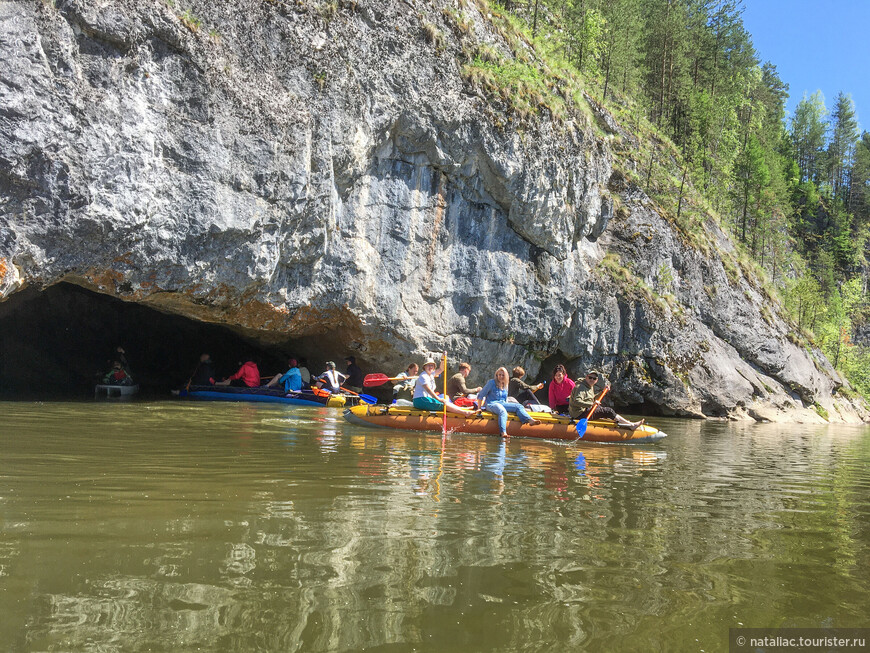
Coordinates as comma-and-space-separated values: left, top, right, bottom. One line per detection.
344, 355, 364, 393
569, 370, 644, 429
265, 357, 302, 392
316, 361, 347, 394
413, 354, 475, 415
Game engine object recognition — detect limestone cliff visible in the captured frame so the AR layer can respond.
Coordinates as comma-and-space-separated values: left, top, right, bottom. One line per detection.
1, 0, 866, 421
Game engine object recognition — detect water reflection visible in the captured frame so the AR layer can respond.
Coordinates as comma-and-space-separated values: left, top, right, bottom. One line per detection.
0, 403, 867, 652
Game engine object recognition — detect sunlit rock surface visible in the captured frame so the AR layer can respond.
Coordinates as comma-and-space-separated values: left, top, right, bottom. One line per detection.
0, 0, 865, 421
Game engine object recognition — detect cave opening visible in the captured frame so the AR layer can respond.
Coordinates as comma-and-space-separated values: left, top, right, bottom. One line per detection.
536, 353, 663, 417
0, 283, 381, 400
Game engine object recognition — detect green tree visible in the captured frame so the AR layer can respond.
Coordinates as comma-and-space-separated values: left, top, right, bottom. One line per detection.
790, 91, 827, 184
827, 92, 859, 201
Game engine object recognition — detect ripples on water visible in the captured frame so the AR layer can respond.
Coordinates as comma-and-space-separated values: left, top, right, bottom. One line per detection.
0, 402, 868, 652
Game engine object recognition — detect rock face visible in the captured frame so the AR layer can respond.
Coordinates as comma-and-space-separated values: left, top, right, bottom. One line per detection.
0, 0, 866, 421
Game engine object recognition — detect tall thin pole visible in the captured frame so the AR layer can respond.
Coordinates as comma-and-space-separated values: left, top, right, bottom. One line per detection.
442, 351, 448, 437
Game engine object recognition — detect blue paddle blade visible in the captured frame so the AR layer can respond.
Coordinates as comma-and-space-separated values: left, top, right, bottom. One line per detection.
359, 393, 378, 405
575, 418, 588, 439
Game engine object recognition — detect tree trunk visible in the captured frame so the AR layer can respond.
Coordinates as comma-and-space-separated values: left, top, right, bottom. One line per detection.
603, 39, 613, 100
646, 152, 655, 189
677, 164, 688, 220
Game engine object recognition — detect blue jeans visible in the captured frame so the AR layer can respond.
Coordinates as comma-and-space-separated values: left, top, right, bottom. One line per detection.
485, 401, 534, 433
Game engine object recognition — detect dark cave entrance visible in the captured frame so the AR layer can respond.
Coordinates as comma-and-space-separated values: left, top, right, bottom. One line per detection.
0, 283, 379, 400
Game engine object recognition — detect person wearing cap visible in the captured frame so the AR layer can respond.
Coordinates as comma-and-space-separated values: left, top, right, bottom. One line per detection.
265, 357, 302, 392
413, 354, 475, 415
317, 361, 347, 394
446, 362, 482, 400
344, 356, 364, 393
569, 370, 644, 429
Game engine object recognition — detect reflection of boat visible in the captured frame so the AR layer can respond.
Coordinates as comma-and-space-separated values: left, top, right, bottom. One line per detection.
343, 404, 667, 444
174, 385, 357, 407
94, 383, 139, 398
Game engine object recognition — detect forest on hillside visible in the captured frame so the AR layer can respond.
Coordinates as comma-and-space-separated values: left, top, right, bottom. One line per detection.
479, 0, 870, 399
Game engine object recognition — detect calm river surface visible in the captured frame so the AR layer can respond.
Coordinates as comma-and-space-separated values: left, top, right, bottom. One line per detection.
1, 401, 869, 652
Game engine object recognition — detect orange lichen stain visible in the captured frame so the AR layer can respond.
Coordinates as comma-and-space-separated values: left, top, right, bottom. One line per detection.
423, 172, 448, 294
83, 268, 125, 290
139, 281, 153, 289
0, 258, 7, 279
222, 299, 298, 332
113, 252, 135, 265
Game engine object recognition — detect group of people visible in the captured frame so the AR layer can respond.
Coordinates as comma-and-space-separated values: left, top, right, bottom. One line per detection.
189, 354, 365, 395
391, 355, 643, 438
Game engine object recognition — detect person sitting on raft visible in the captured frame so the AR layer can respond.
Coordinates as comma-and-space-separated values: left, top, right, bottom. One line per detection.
298, 358, 311, 388
344, 356, 364, 393
103, 359, 133, 385
548, 364, 575, 414
393, 363, 419, 402
216, 358, 261, 388
477, 367, 541, 437
265, 357, 302, 392
412, 356, 475, 415
569, 370, 645, 429
316, 361, 347, 394
190, 353, 216, 386
509, 366, 544, 405
446, 362, 482, 400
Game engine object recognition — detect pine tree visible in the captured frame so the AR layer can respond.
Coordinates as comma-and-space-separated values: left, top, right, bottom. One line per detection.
827, 92, 859, 201
790, 92, 827, 184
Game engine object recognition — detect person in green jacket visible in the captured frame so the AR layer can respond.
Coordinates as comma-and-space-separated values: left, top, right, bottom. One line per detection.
569, 370, 644, 429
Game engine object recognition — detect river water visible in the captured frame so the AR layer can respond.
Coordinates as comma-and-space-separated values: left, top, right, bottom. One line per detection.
1, 401, 868, 652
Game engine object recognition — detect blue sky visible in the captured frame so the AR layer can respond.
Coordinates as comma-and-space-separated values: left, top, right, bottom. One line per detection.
741, 1, 870, 130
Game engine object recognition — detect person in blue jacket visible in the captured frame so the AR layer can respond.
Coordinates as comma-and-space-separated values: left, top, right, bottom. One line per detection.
265, 357, 302, 392
477, 367, 541, 437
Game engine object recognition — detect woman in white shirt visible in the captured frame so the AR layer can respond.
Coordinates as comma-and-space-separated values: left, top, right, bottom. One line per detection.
412, 355, 475, 415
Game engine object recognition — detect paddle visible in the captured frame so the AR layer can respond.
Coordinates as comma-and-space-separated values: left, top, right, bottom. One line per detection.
309, 385, 374, 405
341, 387, 378, 405
363, 373, 419, 387
575, 387, 609, 439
